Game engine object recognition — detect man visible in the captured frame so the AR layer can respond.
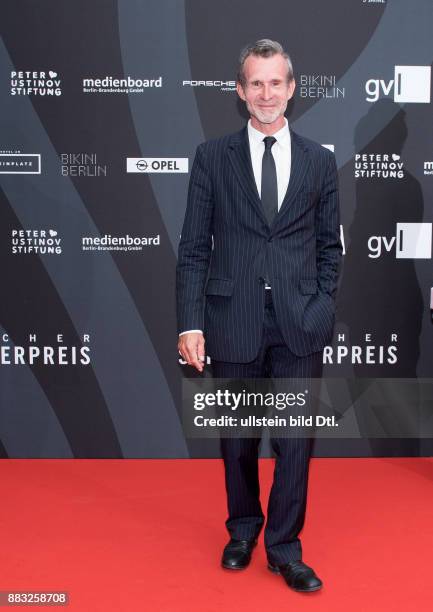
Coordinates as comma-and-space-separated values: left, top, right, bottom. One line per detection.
177, 39, 342, 592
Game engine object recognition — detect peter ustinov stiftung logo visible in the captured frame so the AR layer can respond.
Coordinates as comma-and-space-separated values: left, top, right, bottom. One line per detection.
367, 223, 432, 259
126, 158, 189, 173
365, 66, 431, 103
0, 153, 41, 174
10, 70, 61, 96
11, 229, 62, 255
355, 153, 404, 178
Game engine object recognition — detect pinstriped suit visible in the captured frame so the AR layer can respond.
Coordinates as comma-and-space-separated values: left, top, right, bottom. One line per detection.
177, 126, 342, 362
176, 125, 342, 564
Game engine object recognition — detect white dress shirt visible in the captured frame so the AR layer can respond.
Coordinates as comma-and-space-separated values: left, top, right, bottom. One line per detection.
179, 119, 291, 336
247, 117, 291, 210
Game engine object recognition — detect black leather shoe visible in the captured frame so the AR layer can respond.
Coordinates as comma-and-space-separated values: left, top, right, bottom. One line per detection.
221, 538, 257, 570
268, 560, 323, 592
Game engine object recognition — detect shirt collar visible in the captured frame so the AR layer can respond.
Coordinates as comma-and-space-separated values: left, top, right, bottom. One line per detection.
247, 117, 290, 148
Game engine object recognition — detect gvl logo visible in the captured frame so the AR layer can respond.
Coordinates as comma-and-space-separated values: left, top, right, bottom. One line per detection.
126, 158, 188, 173
368, 223, 432, 259
365, 66, 431, 103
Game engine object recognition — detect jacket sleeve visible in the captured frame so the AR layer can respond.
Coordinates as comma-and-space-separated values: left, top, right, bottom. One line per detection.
176, 144, 214, 334
315, 151, 343, 299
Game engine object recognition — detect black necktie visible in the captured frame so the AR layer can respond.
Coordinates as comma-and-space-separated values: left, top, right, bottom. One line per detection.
261, 136, 278, 226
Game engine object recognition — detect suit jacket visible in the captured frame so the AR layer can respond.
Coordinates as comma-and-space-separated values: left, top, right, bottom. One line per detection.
176, 125, 342, 362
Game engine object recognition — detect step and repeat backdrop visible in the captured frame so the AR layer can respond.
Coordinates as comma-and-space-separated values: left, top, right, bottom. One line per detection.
0, 0, 432, 458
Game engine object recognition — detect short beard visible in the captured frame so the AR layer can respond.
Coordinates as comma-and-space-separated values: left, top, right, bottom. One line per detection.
246, 100, 287, 125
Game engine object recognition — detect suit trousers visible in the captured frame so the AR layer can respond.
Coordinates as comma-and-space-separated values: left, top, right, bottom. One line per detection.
211, 289, 323, 565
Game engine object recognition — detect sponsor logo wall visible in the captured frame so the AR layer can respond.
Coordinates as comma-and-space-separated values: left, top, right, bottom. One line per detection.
1, 0, 432, 458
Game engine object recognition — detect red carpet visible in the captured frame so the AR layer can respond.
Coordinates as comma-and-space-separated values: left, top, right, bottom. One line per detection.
0, 458, 432, 611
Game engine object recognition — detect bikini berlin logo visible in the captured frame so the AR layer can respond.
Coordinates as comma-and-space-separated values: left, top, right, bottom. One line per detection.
355, 153, 404, 179
298, 74, 345, 99
10, 71, 62, 96
60, 153, 107, 177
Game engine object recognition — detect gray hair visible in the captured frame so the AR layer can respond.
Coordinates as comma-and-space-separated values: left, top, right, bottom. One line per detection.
237, 39, 294, 87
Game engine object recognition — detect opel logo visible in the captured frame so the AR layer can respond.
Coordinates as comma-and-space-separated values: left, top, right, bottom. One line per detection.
136, 159, 148, 171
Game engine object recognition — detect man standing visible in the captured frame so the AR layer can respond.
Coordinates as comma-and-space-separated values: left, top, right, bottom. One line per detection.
177, 39, 342, 592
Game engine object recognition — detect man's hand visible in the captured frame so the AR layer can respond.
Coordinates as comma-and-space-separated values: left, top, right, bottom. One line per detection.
178, 332, 206, 372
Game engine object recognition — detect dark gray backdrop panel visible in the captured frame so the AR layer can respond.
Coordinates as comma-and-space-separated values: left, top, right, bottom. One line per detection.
0, 0, 432, 457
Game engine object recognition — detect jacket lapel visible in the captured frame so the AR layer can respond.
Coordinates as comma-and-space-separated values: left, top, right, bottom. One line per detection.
272, 128, 311, 228
226, 127, 268, 226
226, 125, 311, 229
